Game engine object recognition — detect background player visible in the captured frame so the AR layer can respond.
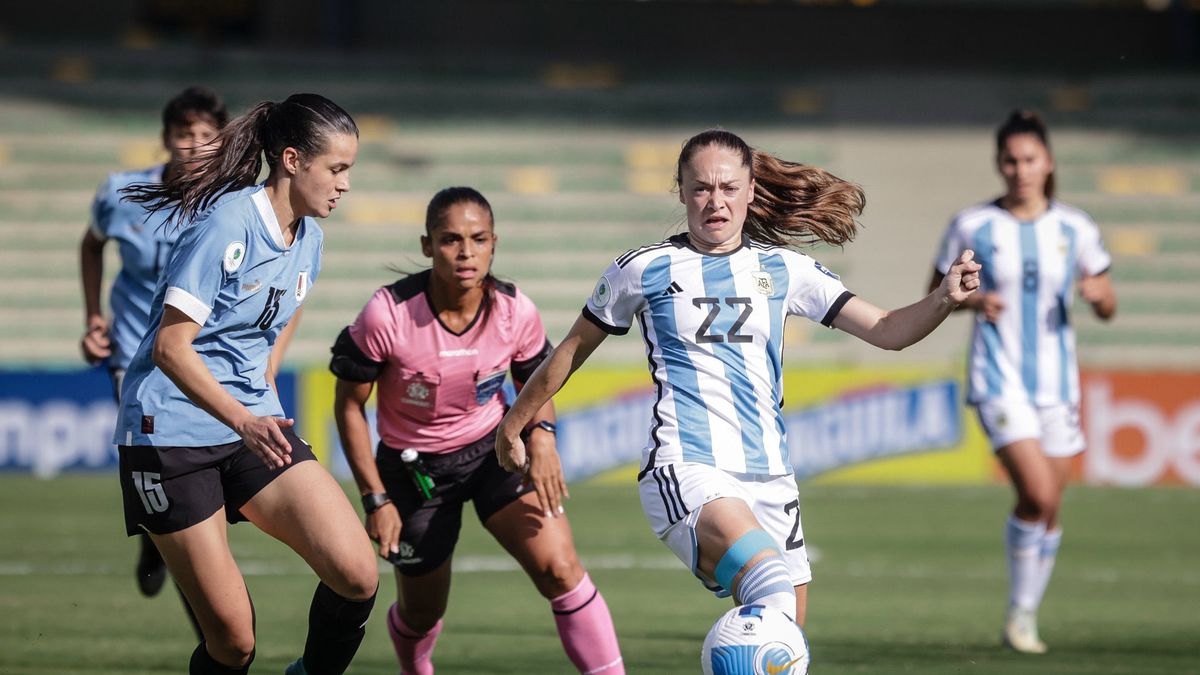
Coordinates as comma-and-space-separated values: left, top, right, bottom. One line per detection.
118, 94, 377, 675
497, 129, 981, 630
79, 84, 226, 628
331, 186, 624, 675
929, 109, 1117, 654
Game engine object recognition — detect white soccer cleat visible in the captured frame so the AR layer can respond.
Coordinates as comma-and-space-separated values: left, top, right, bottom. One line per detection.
1003, 607, 1047, 654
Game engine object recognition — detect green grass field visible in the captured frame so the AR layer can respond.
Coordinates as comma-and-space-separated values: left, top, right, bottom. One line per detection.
1, 476, 1197, 674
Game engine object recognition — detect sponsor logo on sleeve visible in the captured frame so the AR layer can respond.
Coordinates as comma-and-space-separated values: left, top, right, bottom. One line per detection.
591, 275, 613, 308
813, 260, 839, 280
223, 242, 246, 274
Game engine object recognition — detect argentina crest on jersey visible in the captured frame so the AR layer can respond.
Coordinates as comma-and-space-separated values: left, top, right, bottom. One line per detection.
750, 269, 774, 295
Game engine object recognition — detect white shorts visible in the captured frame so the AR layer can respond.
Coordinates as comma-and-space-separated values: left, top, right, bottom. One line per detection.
974, 399, 1085, 458
638, 462, 811, 595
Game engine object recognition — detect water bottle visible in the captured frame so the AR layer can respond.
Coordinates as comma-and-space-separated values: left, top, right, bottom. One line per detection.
400, 448, 435, 499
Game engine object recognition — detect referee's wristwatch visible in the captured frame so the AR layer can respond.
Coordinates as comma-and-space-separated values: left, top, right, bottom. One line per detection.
529, 420, 557, 437
361, 492, 392, 514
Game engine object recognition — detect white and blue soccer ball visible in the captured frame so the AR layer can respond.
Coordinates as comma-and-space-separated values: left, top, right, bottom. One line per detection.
701, 604, 809, 675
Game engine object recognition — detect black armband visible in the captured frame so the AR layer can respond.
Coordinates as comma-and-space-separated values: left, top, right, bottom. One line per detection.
329, 327, 385, 382
510, 338, 552, 386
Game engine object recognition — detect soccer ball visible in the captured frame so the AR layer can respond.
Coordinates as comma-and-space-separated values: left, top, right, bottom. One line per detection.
701, 604, 809, 675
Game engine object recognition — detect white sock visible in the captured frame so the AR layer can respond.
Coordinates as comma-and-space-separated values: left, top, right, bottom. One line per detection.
734, 556, 796, 617
1005, 515, 1046, 612
1030, 528, 1062, 609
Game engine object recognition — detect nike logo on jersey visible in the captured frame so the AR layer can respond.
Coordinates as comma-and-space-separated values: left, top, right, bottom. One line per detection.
241, 280, 263, 292
661, 281, 684, 296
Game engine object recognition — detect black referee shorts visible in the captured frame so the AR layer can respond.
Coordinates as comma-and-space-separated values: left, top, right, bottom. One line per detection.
378, 427, 532, 576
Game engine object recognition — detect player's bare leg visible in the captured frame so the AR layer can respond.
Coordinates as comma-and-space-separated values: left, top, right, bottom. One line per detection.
242, 461, 378, 674
150, 511, 256, 670
488, 491, 624, 674
997, 439, 1058, 653
695, 497, 800, 621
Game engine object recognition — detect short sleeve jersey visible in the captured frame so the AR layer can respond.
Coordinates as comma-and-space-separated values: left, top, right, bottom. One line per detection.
115, 184, 323, 447
346, 270, 551, 454
89, 165, 178, 370
934, 200, 1111, 406
584, 234, 853, 476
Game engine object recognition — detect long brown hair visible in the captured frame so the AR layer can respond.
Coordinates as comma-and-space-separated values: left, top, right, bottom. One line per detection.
674, 129, 865, 248
996, 109, 1055, 199
125, 93, 357, 225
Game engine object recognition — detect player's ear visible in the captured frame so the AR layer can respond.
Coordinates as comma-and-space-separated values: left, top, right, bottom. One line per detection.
748, 177, 756, 204
420, 234, 432, 258
280, 146, 301, 176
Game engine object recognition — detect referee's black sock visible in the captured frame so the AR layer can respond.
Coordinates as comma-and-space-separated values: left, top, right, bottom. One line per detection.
189, 642, 253, 674
300, 581, 377, 674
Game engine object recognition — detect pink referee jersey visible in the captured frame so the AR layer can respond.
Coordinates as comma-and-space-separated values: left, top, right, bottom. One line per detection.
347, 271, 551, 454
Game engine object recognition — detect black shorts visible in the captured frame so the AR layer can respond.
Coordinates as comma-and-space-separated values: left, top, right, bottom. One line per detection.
118, 427, 316, 536
378, 428, 532, 576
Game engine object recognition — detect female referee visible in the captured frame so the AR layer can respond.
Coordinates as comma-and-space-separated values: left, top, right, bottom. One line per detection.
929, 110, 1116, 654
79, 86, 226, 608
331, 187, 624, 675
497, 129, 981, 631
118, 94, 377, 675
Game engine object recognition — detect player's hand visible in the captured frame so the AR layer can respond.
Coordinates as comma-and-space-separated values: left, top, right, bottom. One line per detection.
524, 429, 569, 519
1078, 274, 1107, 303
939, 249, 982, 307
495, 421, 527, 474
237, 416, 295, 469
366, 502, 402, 561
974, 292, 1006, 322
80, 315, 112, 364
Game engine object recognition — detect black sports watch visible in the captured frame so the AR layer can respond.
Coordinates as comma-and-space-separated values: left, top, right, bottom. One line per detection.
530, 420, 557, 436
361, 492, 392, 514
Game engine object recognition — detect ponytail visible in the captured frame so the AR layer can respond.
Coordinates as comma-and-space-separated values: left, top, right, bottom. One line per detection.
675, 129, 865, 248
125, 93, 357, 225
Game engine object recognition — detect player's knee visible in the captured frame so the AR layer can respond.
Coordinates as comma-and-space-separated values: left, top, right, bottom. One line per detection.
715, 529, 782, 595
208, 629, 257, 667
400, 604, 444, 633
532, 552, 584, 598
1019, 488, 1059, 521
327, 554, 379, 601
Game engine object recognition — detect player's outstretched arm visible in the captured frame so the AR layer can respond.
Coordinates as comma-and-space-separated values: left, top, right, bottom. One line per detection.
835, 249, 981, 351
334, 377, 401, 560
154, 306, 295, 468
496, 315, 608, 474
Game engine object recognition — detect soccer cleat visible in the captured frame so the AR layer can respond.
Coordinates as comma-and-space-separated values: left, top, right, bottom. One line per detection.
1003, 607, 1047, 654
135, 533, 167, 597
284, 657, 308, 675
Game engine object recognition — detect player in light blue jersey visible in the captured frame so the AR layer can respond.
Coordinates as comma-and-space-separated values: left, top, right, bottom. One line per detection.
79, 85, 227, 616
497, 129, 981, 635
117, 94, 377, 675
930, 110, 1117, 654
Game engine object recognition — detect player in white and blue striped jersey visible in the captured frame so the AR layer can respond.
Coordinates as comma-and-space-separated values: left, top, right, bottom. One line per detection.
930, 110, 1116, 654
116, 94, 377, 675
498, 129, 981, 633
78, 86, 226, 621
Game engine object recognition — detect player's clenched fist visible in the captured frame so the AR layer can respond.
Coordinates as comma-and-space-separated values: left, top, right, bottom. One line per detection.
939, 249, 982, 306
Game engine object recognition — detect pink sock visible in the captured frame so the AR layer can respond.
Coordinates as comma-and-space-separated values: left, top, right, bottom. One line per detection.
550, 574, 624, 674
387, 603, 442, 675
